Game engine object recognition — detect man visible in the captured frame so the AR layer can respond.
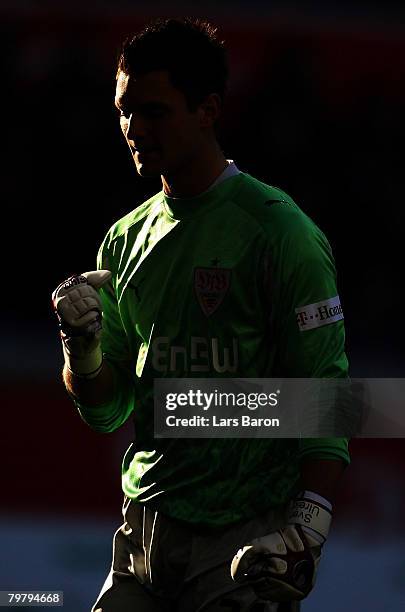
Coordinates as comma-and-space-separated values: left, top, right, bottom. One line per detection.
53, 18, 349, 612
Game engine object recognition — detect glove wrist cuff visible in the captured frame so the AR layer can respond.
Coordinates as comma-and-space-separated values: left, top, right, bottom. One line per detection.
63, 344, 103, 378
287, 490, 332, 543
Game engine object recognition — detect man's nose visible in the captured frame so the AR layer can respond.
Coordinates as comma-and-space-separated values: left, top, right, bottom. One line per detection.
125, 113, 147, 143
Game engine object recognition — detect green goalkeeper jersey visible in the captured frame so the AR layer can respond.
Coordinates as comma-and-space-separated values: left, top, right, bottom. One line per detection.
76, 171, 350, 527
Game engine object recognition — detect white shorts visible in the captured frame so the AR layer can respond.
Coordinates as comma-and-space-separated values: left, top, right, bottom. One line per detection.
92, 497, 301, 612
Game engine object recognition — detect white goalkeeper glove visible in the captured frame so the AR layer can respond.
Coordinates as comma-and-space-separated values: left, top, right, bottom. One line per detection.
231, 491, 332, 602
52, 270, 111, 378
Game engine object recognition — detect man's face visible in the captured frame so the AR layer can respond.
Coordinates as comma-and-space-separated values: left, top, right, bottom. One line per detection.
115, 70, 206, 178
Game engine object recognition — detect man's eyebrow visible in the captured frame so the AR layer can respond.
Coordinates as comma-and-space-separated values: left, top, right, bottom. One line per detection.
114, 100, 170, 113
114, 101, 131, 115
115, 96, 131, 110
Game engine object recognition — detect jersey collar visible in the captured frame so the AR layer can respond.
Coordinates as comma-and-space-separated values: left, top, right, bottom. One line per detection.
162, 163, 242, 221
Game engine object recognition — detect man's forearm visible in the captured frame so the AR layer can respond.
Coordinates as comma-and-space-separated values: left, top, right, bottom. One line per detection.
63, 359, 115, 407
299, 458, 346, 502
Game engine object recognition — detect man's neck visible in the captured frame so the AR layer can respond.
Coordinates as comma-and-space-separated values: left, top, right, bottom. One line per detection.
161, 145, 228, 198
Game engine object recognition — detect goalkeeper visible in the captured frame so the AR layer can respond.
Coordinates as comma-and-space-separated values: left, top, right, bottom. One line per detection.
53, 18, 350, 612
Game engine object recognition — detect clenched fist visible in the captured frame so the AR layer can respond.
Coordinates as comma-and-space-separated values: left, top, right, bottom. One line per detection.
52, 270, 111, 377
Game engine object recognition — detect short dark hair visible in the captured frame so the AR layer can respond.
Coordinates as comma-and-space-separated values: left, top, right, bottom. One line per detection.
116, 18, 228, 110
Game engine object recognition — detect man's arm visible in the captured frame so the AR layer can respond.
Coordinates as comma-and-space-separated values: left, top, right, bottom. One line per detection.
63, 360, 115, 407
299, 458, 346, 502
53, 267, 136, 432
231, 204, 350, 601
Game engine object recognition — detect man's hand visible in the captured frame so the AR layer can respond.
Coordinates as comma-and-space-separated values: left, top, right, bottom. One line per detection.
52, 270, 111, 377
230, 491, 332, 602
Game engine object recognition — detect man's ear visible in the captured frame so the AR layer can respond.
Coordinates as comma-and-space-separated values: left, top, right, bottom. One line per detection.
198, 93, 222, 128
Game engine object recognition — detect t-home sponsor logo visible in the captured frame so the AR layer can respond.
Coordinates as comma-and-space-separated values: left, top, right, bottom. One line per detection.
295, 295, 344, 331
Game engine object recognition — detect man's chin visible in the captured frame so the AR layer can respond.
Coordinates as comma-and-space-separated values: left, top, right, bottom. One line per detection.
134, 161, 163, 178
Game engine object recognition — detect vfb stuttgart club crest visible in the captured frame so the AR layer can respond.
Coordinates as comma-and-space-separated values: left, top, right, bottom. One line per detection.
194, 267, 231, 316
